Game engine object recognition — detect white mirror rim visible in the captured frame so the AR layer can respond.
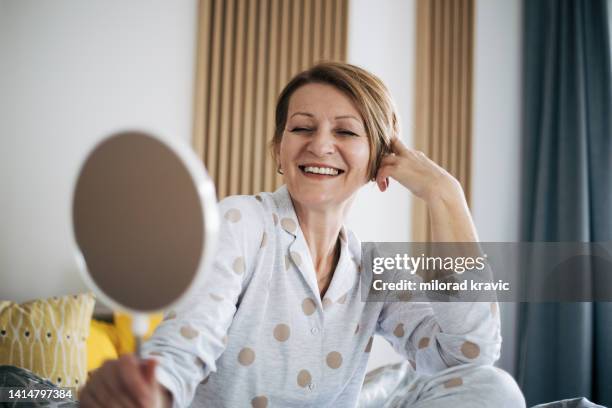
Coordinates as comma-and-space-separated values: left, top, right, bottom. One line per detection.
70, 129, 219, 315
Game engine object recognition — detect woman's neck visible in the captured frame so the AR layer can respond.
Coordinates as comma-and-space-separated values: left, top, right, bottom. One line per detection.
292, 200, 348, 296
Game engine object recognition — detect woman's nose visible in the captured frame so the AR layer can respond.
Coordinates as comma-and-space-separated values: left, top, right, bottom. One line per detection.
307, 128, 335, 156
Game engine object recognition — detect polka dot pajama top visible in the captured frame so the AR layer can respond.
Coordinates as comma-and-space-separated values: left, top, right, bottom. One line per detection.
141, 185, 501, 408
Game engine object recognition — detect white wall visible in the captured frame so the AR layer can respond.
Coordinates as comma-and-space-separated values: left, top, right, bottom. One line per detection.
346, 0, 415, 371
472, 0, 522, 376
0, 0, 198, 302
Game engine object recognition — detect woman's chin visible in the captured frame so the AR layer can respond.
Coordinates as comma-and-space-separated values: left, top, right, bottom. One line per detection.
289, 187, 353, 210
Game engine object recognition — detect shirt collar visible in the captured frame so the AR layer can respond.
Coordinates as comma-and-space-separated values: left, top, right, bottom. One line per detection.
270, 185, 300, 237
270, 185, 361, 305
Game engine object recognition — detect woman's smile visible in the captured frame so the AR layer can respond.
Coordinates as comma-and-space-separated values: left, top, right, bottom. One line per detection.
298, 163, 345, 178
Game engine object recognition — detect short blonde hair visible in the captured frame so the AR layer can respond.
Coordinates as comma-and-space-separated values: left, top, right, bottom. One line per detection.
270, 62, 399, 180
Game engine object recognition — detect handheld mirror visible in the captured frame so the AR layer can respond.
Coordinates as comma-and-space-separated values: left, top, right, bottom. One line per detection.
72, 130, 219, 355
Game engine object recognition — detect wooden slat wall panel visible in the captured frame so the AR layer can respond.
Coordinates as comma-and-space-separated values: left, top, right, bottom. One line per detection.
230, 0, 246, 195
193, 0, 348, 199
300, 0, 312, 71
240, 0, 257, 194
412, 0, 475, 242
204, 0, 223, 191
217, 0, 234, 199
193, 0, 211, 159
312, 0, 322, 63
340, 0, 348, 61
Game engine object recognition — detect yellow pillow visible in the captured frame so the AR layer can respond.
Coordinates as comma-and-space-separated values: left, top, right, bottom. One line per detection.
0, 293, 95, 388
86, 320, 119, 372
113, 312, 163, 355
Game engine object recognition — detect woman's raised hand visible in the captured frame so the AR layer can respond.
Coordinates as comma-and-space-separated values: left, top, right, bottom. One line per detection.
79, 354, 171, 408
375, 137, 461, 202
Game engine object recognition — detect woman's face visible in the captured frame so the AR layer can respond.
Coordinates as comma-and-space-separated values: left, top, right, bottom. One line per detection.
278, 83, 370, 210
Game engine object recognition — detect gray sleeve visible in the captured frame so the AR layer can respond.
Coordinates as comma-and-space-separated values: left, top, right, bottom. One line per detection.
376, 300, 501, 375
141, 195, 265, 407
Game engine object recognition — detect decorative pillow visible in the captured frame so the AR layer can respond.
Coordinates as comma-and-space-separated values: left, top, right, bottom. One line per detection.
0, 293, 95, 388
113, 312, 163, 355
86, 320, 119, 372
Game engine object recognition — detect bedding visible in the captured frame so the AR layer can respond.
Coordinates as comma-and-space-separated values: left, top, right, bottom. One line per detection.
1, 363, 597, 407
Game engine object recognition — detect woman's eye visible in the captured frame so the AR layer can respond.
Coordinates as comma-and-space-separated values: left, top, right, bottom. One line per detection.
291, 127, 312, 133
337, 129, 358, 137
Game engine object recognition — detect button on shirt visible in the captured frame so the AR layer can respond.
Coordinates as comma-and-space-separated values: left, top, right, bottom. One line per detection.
141, 185, 501, 407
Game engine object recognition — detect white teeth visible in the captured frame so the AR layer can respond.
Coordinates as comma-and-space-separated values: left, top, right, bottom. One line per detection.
303, 166, 339, 176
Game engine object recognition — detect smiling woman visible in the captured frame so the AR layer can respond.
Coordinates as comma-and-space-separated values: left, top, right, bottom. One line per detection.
80, 62, 525, 408
271, 62, 397, 186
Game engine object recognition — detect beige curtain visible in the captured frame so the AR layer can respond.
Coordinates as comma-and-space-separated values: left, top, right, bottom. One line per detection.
193, 0, 348, 199
412, 0, 475, 241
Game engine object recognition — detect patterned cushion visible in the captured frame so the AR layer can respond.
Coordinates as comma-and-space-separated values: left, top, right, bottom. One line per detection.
0, 293, 95, 388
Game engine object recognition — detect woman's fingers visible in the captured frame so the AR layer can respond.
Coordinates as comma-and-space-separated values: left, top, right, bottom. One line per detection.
79, 391, 104, 408
377, 138, 458, 199
83, 365, 119, 407
389, 136, 410, 156
140, 358, 158, 385
80, 356, 155, 408
376, 147, 433, 194
376, 163, 395, 192
376, 177, 388, 192
98, 362, 134, 408
379, 153, 399, 167
115, 355, 153, 406
121, 354, 151, 404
